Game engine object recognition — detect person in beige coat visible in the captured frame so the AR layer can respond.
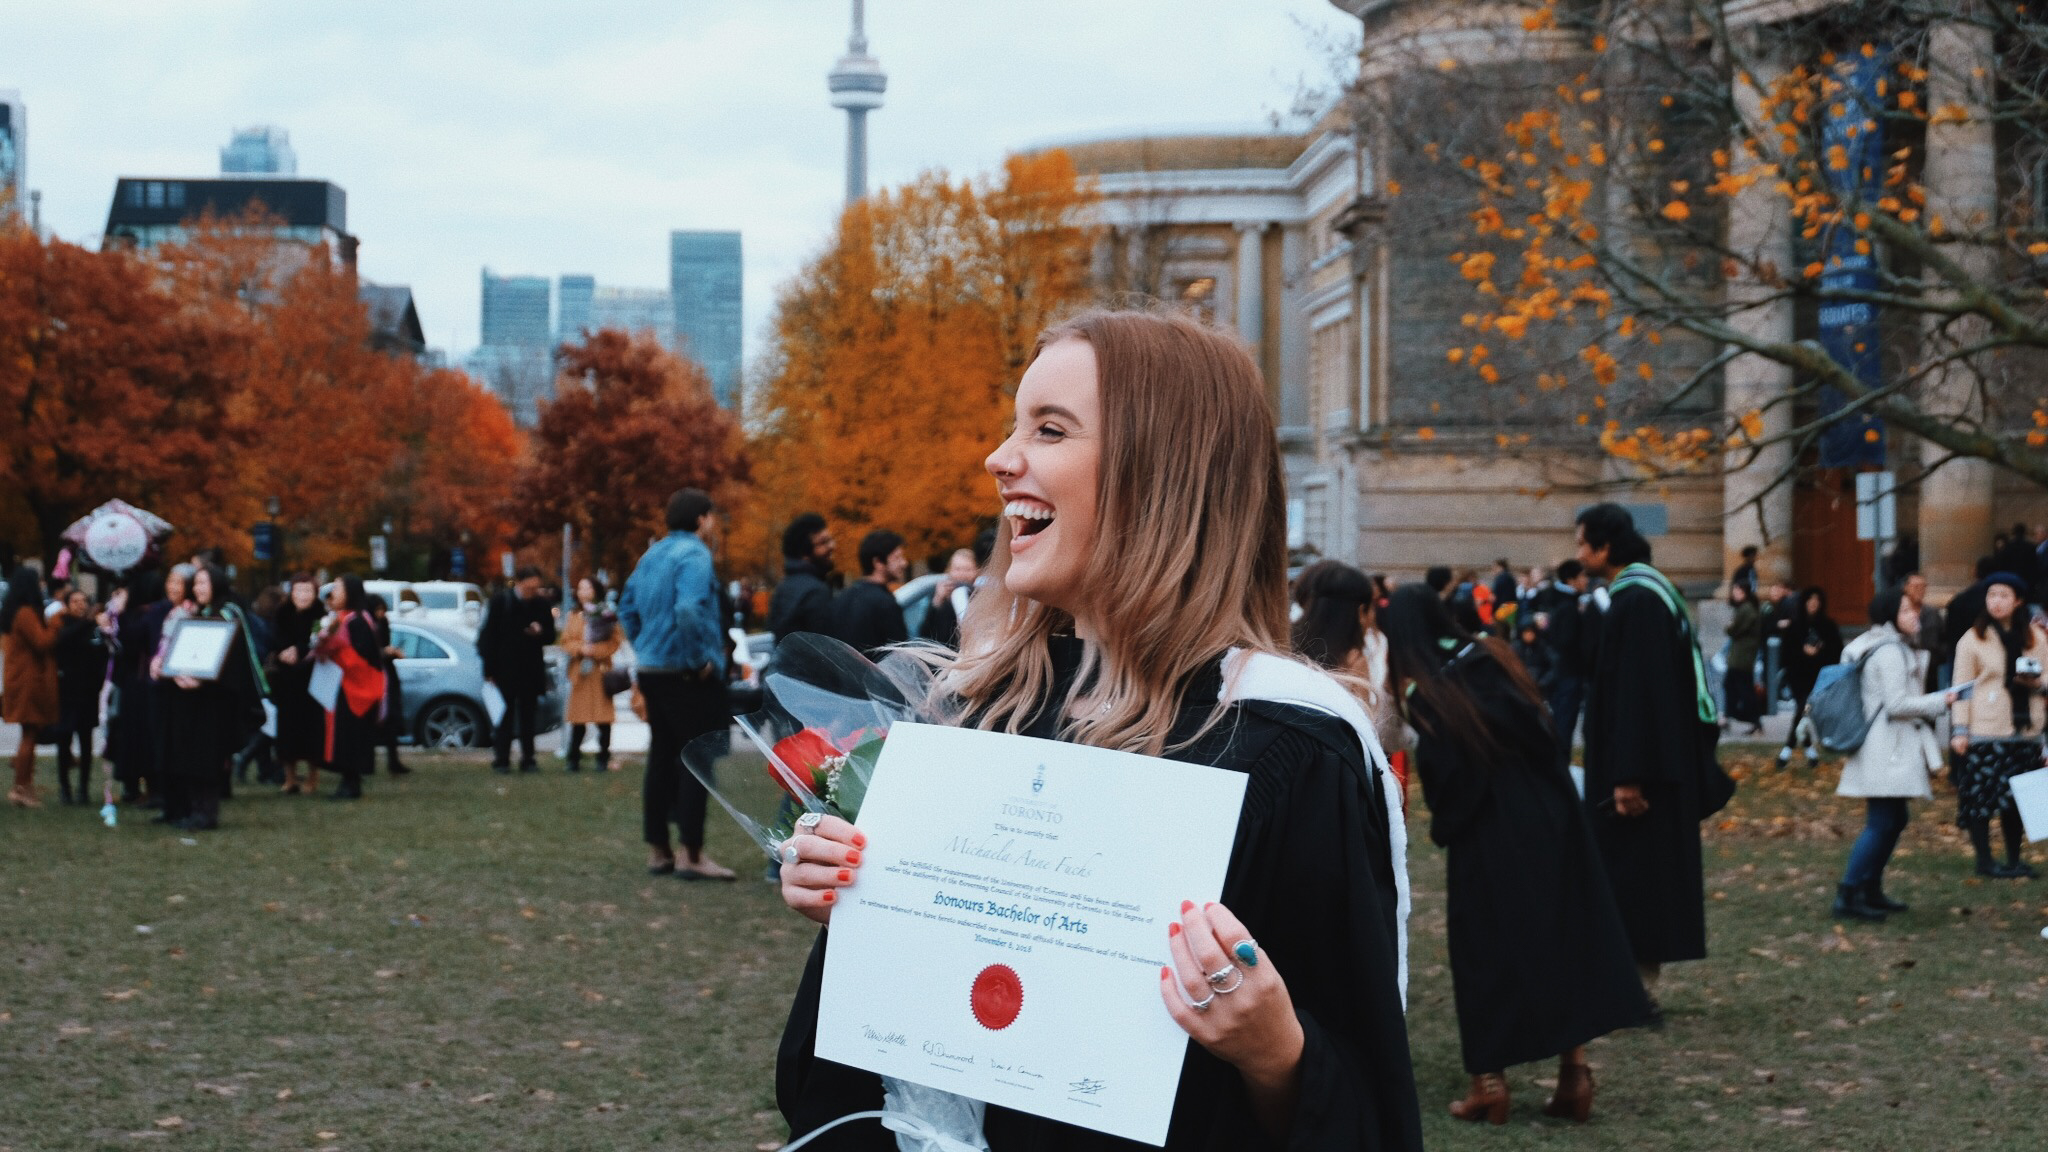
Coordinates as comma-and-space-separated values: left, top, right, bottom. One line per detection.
1832, 586, 1961, 922
1948, 572, 2046, 879
560, 577, 621, 773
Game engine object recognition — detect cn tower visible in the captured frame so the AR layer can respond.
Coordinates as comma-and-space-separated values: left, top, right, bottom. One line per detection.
827, 0, 886, 205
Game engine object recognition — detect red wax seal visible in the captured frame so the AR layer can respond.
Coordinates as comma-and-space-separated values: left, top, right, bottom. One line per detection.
970, 964, 1023, 1031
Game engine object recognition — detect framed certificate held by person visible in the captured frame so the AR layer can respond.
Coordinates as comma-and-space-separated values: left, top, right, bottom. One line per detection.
160, 617, 239, 681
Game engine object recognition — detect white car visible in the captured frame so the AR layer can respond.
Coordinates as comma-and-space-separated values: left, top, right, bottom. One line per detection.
319, 579, 421, 617
411, 581, 486, 631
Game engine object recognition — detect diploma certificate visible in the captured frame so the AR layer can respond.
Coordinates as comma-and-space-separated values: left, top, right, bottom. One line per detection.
815, 722, 1248, 1145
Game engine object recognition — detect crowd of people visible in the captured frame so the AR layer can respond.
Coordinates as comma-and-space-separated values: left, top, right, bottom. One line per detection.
1, 558, 420, 826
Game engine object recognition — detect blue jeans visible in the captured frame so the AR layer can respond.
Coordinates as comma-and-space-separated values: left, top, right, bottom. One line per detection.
1842, 798, 1910, 889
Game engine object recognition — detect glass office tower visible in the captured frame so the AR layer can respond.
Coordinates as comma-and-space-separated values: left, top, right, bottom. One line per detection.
670, 231, 742, 408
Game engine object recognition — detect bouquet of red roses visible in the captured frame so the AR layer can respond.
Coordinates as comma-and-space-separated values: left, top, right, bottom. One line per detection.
684, 633, 919, 859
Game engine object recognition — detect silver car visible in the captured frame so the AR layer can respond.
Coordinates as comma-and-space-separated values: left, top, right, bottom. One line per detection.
390, 619, 565, 749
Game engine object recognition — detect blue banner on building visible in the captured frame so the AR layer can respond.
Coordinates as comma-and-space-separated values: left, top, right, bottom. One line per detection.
1816, 47, 1889, 468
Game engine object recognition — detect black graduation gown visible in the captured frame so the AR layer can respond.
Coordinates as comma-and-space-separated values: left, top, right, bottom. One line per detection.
828, 581, 909, 659
270, 602, 327, 765
1581, 581, 1712, 966
109, 601, 169, 789
1410, 652, 1651, 1074
158, 610, 263, 813
776, 639, 1424, 1152
375, 615, 405, 742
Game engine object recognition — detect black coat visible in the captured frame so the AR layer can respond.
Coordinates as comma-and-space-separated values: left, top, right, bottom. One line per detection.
1782, 611, 1843, 694
1532, 583, 1594, 682
1410, 651, 1651, 1073
1582, 580, 1713, 966
776, 638, 1424, 1152
108, 601, 169, 784
769, 559, 835, 646
477, 590, 555, 693
270, 601, 327, 764
828, 581, 907, 658
53, 615, 109, 738
158, 610, 263, 790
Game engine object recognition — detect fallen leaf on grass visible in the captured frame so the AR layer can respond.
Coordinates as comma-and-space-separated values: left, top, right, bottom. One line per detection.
59, 1024, 93, 1037
561, 1040, 583, 1050
469, 1092, 496, 1104
275, 1088, 293, 1101
316, 1131, 338, 1140
589, 1101, 624, 1113
262, 901, 284, 913
195, 1082, 240, 1097
166, 895, 186, 905
153, 1117, 184, 1130
527, 1088, 556, 1101
374, 969, 398, 979
520, 907, 539, 920
103, 989, 140, 1002
757, 1143, 786, 1151
124, 1131, 167, 1140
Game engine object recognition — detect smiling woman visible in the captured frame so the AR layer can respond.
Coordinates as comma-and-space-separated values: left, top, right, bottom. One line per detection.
773, 309, 1424, 1152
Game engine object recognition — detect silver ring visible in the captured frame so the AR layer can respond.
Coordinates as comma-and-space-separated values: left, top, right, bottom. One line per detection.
1205, 964, 1236, 987
780, 842, 800, 865
1211, 969, 1246, 995
1189, 991, 1215, 1012
796, 811, 825, 833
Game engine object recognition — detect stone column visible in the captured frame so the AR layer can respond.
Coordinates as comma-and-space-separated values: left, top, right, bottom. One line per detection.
1917, 10, 1999, 597
1722, 47, 1795, 588
1234, 221, 1265, 350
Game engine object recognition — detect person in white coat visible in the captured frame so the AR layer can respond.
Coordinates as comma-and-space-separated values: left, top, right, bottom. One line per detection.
1833, 585, 1963, 922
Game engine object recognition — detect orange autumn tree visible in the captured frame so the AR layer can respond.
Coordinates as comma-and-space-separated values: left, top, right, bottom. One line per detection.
0, 214, 520, 574
738, 150, 1098, 576
0, 226, 239, 560
507, 329, 749, 581
1366, 0, 2048, 500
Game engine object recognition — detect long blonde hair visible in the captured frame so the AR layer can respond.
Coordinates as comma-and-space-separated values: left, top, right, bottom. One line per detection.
932, 308, 1290, 755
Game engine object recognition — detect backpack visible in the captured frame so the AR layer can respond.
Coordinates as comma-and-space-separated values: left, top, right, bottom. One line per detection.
1804, 641, 1897, 753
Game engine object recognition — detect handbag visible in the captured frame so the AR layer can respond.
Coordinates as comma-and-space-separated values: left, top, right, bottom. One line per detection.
601, 668, 634, 698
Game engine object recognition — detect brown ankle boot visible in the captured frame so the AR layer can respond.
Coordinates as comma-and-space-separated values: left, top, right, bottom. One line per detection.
1449, 1073, 1509, 1125
1543, 1057, 1594, 1123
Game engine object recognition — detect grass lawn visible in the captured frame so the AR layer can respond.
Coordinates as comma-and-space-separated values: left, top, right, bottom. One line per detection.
2, 744, 2044, 1151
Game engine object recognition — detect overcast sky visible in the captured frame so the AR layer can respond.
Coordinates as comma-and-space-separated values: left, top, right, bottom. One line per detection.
3, 1, 1354, 361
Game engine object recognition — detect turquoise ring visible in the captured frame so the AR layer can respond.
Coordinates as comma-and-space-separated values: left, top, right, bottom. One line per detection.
1232, 939, 1258, 967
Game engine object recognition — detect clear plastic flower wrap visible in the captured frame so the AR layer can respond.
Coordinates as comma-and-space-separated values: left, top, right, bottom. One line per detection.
683, 633, 930, 860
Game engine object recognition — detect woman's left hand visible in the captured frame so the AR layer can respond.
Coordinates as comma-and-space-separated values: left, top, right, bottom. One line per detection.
1159, 900, 1303, 1093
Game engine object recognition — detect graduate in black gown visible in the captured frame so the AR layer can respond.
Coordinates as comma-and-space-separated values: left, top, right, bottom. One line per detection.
1575, 504, 1719, 995
269, 574, 329, 794
155, 565, 263, 831
1381, 585, 1650, 1126
771, 310, 1423, 1151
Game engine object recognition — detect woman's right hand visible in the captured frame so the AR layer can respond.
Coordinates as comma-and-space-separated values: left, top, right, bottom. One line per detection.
278, 647, 298, 665
779, 814, 866, 926
1951, 735, 1970, 756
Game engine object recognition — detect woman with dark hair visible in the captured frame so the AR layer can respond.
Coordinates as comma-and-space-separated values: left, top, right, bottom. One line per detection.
1288, 558, 1342, 624
152, 565, 263, 830
2, 566, 59, 808
1832, 585, 1960, 919
365, 595, 411, 777
1778, 586, 1843, 766
52, 587, 111, 805
774, 310, 1424, 1150
108, 570, 167, 805
561, 575, 621, 773
1723, 581, 1764, 735
1381, 584, 1649, 1124
314, 576, 385, 800
1291, 563, 1406, 778
1948, 572, 2045, 878
269, 574, 326, 795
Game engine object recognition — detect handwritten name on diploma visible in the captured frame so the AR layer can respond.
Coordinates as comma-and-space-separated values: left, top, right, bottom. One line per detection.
813, 722, 1246, 1144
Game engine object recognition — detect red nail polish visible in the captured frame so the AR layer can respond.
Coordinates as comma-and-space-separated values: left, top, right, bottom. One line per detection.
1160, 967, 1172, 980
821, 890, 835, 904
851, 832, 867, 848
837, 869, 852, 883
846, 849, 862, 865
1180, 899, 1194, 914
1167, 922, 1181, 937
1204, 902, 1217, 911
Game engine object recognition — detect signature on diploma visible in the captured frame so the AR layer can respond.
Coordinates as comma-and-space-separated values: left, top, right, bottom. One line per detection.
1067, 1078, 1107, 1096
